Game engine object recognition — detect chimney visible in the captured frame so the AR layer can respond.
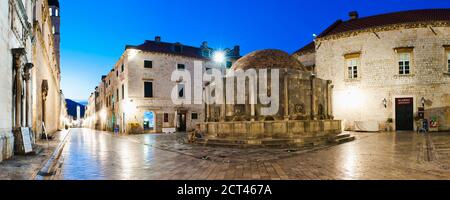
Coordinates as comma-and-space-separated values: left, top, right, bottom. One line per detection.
349, 11, 359, 20
155, 36, 161, 42
233, 45, 240, 56
201, 41, 208, 48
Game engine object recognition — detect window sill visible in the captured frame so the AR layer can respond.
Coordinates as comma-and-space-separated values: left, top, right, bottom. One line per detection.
344, 78, 361, 82
394, 74, 415, 78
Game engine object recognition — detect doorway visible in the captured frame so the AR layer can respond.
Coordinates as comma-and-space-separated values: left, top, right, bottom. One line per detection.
143, 111, 155, 131
395, 98, 414, 131
177, 113, 186, 132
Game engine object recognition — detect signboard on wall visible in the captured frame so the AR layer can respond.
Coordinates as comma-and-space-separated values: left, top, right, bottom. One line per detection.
21, 128, 33, 154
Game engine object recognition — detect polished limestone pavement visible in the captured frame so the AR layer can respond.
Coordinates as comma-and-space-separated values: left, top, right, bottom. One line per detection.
54, 128, 450, 180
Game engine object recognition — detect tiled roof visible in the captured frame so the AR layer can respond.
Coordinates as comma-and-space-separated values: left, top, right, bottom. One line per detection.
293, 41, 315, 55
126, 40, 207, 59
318, 9, 450, 38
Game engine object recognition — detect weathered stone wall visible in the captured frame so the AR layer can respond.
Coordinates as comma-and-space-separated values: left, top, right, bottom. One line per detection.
120, 51, 207, 132
32, 0, 62, 136
315, 25, 450, 131
0, 0, 33, 161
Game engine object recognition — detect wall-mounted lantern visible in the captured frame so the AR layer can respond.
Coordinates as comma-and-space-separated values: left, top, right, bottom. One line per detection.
421, 97, 426, 107
383, 98, 387, 108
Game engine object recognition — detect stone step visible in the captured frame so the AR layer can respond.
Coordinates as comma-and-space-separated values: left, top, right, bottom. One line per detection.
335, 136, 355, 144
334, 134, 351, 140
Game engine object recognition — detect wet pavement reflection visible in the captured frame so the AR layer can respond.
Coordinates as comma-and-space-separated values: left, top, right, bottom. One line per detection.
56, 128, 450, 180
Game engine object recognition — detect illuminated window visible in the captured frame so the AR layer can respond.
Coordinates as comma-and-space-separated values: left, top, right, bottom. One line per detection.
55, 9, 59, 17
399, 52, 411, 75
346, 58, 359, 79
49, 8, 52, 16
52, 26, 55, 34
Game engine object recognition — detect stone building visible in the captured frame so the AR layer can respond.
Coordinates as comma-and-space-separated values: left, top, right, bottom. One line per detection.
31, 0, 63, 137
294, 9, 450, 131
0, 0, 34, 162
198, 49, 342, 147
86, 37, 240, 134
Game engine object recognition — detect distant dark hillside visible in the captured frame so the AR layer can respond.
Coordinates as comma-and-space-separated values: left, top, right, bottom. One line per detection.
66, 99, 86, 120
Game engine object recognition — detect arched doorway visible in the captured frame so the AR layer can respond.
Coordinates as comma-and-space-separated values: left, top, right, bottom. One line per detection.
143, 111, 155, 131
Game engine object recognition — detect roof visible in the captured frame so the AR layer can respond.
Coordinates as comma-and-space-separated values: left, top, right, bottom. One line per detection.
126, 40, 207, 59
232, 49, 305, 71
293, 41, 315, 55
318, 9, 450, 38
126, 40, 241, 60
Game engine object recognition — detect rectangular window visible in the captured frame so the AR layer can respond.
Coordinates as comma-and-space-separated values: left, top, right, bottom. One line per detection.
346, 58, 358, 79
191, 112, 198, 120
144, 82, 153, 98
226, 61, 232, 69
121, 64, 124, 72
447, 52, 450, 73
399, 52, 411, 75
121, 84, 125, 100
116, 69, 118, 77
49, 8, 52, 16
177, 64, 185, 70
144, 60, 153, 68
164, 113, 169, 123
116, 89, 119, 101
178, 84, 185, 98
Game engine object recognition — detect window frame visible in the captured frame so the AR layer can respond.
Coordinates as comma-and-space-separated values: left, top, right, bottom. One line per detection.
398, 52, 411, 75
191, 112, 198, 120
144, 81, 154, 98
144, 60, 153, 69
344, 53, 361, 80
163, 113, 169, 123
177, 64, 186, 70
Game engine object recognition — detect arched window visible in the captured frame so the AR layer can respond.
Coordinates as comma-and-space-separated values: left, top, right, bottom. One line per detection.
55, 9, 59, 17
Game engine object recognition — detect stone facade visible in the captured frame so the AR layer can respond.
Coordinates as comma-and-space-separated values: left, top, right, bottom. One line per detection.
294, 10, 450, 131
0, 0, 34, 162
32, 0, 63, 137
85, 37, 240, 134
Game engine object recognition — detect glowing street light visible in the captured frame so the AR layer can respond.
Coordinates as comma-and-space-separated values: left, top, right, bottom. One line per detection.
213, 51, 226, 63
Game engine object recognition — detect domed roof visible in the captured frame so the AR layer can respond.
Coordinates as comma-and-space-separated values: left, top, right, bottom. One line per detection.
231, 49, 305, 71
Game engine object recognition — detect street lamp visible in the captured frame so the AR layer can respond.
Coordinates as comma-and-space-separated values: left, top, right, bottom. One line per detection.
421, 97, 426, 107
213, 51, 226, 63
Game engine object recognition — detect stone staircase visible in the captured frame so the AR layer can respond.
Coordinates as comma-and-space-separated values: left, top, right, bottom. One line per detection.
330, 133, 356, 144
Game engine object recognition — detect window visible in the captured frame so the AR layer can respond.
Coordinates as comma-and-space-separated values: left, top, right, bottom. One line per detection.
447, 51, 450, 73
399, 52, 411, 75
178, 84, 185, 98
177, 64, 185, 70
346, 58, 358, 79
164, 113, 169, 123
144, 82, 153, 98
191, 112, 198, 120
49, 8, 52, 16
121, 64, 124, 72
121, 84, 125, 100
116, 89, 119, 101
144, 60, 153, 68
55, 9, 59, 17
226, 61, 232, 69
52, 26, 55, 34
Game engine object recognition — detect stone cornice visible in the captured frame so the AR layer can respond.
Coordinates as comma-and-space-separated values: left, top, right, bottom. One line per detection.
316, 21, 450, 42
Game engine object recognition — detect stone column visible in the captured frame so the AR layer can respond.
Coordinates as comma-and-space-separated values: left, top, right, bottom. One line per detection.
284, 71, 289, 120
310, 74, 316, 120
24, 63, 34, 128
12, 48, 25, 129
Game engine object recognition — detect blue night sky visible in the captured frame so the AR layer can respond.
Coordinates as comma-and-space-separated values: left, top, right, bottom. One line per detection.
60, 0, 450, 101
